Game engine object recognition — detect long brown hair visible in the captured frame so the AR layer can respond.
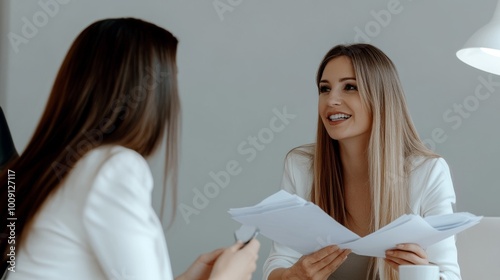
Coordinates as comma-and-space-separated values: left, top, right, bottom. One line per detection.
309, 44, 437, 279
0, 18, 180, 262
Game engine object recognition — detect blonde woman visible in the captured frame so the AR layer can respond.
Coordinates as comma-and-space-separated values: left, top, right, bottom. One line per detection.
264, 44, 460, 280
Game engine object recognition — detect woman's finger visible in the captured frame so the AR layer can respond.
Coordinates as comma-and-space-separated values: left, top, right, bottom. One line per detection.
384, 258, 399, 271
385, 255, 413, 266
385, 243, 429, 265
240, 238, 260, 255
316, 249, 351, 278
229, 241, 245, 252
197, 248, 225, 264
396, 243, 427, 259
286, 245, 345, 278
386, 250, 427, 265
309, 245, 341, 264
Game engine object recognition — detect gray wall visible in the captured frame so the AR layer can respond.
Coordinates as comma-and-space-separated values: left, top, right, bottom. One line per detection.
0, 0, 9, 108
2, 1, 500, 279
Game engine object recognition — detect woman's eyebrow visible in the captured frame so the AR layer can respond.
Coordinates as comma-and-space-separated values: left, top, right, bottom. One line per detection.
339, 77, 356, 82
319, 77, 356, 84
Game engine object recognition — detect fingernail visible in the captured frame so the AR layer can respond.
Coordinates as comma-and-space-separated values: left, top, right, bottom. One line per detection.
397, 244, 404, 248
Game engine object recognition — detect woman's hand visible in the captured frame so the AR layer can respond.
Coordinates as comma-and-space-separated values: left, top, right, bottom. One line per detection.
385, 243, 429, 270
176, 248, 224, 280
209, 238, 260, 280
177, 239, 260, 280
282, 245, 351, 280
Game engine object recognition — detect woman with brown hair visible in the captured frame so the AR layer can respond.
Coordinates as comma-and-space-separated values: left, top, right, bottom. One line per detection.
264, 44, 460, 280
0, 18, 259, 280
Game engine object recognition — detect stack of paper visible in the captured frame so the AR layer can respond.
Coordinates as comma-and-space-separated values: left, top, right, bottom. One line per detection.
229, 190, 482, 257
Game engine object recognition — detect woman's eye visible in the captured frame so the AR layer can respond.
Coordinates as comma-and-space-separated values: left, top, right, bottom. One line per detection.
344, 84, 358, 91
319, 85, 330, 94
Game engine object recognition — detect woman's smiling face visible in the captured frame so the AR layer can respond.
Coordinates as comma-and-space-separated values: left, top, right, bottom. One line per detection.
318, 56, 372, 142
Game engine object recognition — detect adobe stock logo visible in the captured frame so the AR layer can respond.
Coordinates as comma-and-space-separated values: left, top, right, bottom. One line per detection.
8, 0, 71, 54
213, 0, 243, 21
179, 106, 296, 224
353, 0, 406, 43
422, 74, 499, 150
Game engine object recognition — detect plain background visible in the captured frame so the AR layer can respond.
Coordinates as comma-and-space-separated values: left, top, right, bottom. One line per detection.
1, 1, 499, 279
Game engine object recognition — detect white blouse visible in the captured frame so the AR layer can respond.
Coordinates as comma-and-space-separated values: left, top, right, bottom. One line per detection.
7, 145, 173, 280
263, 146, 461, 280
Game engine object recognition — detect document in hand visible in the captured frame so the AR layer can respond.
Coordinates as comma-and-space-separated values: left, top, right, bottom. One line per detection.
228, 190, 482, 257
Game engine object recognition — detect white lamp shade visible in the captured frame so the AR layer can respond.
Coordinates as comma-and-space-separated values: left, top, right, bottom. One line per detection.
457, 0, 500, 75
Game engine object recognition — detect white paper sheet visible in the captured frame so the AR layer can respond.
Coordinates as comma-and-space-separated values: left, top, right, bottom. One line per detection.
229, 190, 482, 257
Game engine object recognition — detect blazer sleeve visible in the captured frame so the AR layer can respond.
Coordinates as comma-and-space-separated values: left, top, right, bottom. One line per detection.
415, 158, 461, 280
262, 151, 311, 280
82, 149, 173, 280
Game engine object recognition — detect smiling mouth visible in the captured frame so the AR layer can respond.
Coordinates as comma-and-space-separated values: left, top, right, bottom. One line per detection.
328, 113, 352, 121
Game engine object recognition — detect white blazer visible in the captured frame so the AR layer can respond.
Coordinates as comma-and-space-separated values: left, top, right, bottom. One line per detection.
7, 145, 173, 280
263, 146, 461, 280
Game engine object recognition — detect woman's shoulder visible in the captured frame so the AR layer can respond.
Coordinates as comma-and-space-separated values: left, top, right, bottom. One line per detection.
83, 145, 147, 168
78, 145, 153, 197
72, 145, 151, 185
285, 144, 314, 163
408, 155, 451, 177
410, 155, 448, 168
281, 144, 314, 198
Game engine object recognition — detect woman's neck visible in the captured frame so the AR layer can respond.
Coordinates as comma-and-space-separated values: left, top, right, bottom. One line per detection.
338, 136, 370, 185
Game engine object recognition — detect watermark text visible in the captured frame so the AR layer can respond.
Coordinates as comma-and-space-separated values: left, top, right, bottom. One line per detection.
6, 169, 16, 273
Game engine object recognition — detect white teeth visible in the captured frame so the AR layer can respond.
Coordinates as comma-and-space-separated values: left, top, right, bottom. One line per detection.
329, 113, 351, 121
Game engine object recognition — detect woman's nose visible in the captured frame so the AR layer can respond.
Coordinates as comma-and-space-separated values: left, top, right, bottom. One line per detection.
327, 90, 342, 106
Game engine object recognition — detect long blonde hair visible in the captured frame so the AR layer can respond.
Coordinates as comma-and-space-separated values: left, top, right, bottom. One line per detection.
309, 44, 437, 279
